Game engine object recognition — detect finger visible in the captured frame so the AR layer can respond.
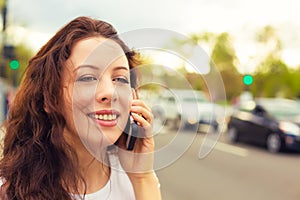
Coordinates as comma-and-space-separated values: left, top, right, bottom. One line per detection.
132, 99, 151, 112
130, 106, 153, 124
131, 112, 152, 131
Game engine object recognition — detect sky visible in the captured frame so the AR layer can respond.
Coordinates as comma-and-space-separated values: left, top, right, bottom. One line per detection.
4, 0, 300, 72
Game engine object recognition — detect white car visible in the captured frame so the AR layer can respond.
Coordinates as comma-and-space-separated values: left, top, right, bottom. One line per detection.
156, 89, 222, 132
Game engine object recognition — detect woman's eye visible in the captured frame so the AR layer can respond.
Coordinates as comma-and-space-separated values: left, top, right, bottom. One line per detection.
76, 76, 97, 82
113, 77, 129, 84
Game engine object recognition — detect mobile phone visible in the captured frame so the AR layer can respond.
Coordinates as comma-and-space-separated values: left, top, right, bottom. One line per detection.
125, 113, 139, 150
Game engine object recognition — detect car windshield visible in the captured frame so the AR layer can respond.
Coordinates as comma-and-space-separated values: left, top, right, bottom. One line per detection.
256, 98, 300, 121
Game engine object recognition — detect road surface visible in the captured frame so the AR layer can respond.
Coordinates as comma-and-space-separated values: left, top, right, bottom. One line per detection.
154, 128, 300, 200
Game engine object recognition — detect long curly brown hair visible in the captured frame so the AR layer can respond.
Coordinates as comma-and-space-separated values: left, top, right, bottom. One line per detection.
0, 16, 139, 200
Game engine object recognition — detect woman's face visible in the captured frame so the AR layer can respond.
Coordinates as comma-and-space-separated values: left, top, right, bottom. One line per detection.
62, 36, 132, 156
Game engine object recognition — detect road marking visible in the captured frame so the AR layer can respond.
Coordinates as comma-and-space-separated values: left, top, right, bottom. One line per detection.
215, 142, 249, 157
199, 138, 249, 158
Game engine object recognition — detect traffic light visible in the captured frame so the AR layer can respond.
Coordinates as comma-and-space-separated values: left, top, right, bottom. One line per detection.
9, 60, 20, 70
4, 46, 20, 70
243, 74, 253, 86
3, 45, 15, 59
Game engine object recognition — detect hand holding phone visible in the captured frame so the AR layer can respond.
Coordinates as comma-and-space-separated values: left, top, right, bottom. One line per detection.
126, 113, 139, 150
125, 88, 139, 150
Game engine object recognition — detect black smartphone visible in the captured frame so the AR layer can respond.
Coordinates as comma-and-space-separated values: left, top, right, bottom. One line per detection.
125, 113, 139, 150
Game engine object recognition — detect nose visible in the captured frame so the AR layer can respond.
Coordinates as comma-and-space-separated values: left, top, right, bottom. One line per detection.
95, 78, 117, 103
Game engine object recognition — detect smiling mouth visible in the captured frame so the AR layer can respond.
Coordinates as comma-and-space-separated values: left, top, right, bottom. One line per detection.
88, 113, 118, 121
87, 112, 120, 127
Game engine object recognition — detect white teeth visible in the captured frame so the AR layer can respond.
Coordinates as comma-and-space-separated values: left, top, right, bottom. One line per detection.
90, 114, 117, 121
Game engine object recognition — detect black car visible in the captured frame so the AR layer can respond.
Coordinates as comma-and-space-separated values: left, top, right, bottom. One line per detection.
227, 98, 300, 153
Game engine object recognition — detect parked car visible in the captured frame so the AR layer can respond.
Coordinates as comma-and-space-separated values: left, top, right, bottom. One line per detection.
156, 89, 222, 132
227, 98, 300, 153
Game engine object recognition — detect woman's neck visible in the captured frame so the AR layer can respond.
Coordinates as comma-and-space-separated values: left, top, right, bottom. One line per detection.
80, 157, 110, 194
63, 130, 111, 194
75, 143, 111, 194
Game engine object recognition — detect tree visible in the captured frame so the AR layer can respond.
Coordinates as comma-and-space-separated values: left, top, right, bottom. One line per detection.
166, 31, 243, 101
252, 25, 298, 98
253, 55, 291, 97
256, 25, 282, 56
210, 33, 243, 101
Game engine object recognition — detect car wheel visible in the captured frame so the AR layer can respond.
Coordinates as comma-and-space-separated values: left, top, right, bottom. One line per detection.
266, 133, 282, 153
227, 127, 239, 143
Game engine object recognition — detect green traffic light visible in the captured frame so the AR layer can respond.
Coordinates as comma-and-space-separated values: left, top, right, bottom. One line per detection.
243, 74, 253, 85
9, 60, 20, 70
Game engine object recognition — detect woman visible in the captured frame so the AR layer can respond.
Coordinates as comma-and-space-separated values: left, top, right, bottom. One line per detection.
0, 16, 161, 200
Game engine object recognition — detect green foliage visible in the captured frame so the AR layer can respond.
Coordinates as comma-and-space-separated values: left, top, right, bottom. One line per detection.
209, 33, 242, 100
252, 56, 300, 99
192, 26, 299, 101
170, 31, 243, 101
248, 25, 300, 99
185, 72, 205, 91
220, 69, 243, 100
211, 33, 238, 71
256, 25, 282, 52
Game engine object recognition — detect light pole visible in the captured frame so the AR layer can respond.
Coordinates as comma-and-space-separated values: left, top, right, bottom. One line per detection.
0, 0, 8, 78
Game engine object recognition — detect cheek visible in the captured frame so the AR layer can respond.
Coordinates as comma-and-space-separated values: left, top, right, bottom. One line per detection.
72, 85, 96, 112
62, 85, 95, 135
115, 86, 133, 111
71, 86, 97, 134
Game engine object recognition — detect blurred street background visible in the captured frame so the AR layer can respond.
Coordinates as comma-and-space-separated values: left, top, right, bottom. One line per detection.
1, 0, 300, 199
155, 129, 300, 200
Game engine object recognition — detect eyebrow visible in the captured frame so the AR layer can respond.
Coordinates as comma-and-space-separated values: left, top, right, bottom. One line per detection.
73, 65, 129, 72
73, 65, 99, 72
113, 66, 129, 72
